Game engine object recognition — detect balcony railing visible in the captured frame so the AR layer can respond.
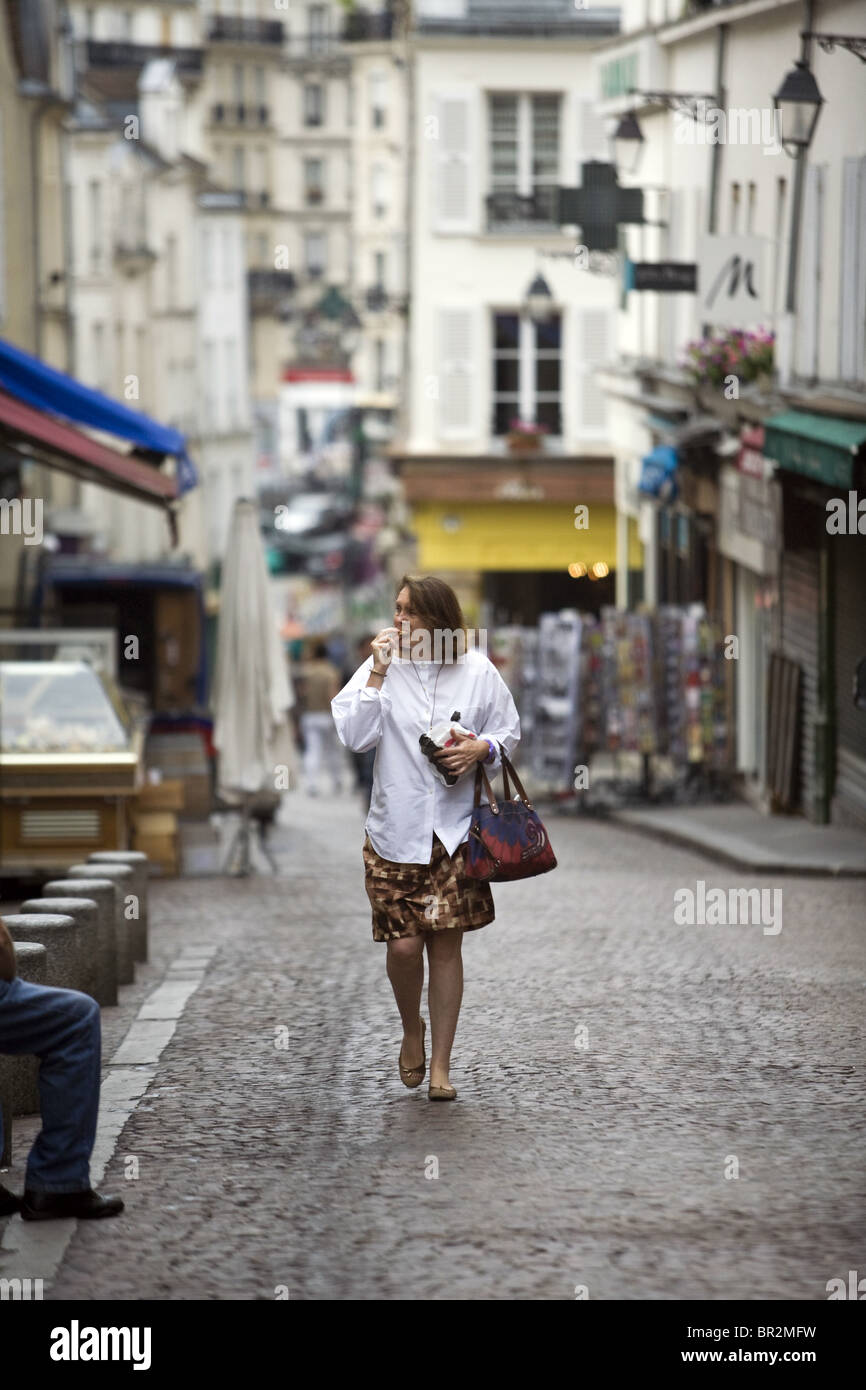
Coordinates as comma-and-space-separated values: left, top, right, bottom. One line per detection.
208, 17, 284, 45
342, 11, 394, 42
85, 40, 202, 72
226, 190, 271, 209
485, 188, 559, 231
248, 270, 297, 317
211, 103, 270, 126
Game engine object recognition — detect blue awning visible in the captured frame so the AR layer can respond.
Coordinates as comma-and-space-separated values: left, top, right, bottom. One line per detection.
0, 337, 198, 494
638, 444, 679, 500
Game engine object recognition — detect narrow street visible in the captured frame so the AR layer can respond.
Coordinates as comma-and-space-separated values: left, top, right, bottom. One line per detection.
7, 794, 862, 1302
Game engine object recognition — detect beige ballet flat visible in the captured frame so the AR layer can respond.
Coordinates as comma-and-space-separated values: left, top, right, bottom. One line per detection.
428, 1083, 457, 1101
399, 1018, 426, 1088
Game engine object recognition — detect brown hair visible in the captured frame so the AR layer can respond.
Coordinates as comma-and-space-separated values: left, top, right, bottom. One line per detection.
398, 574, 466, 638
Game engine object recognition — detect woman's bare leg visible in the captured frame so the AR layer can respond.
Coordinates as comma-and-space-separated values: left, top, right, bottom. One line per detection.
386, 936, 426, 1068
425, 928, 463, 1088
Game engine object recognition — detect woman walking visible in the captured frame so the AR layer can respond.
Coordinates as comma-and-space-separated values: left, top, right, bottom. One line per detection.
332, 576, 519, 1100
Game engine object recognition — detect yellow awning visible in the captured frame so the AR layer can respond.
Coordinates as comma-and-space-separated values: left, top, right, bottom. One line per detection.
412, 502, 642, 572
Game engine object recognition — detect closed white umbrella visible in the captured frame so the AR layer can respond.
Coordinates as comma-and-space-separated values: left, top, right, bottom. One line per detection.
211, 498, 297, 873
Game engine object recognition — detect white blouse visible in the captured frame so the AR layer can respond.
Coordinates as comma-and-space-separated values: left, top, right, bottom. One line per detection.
331, 647, 521, 864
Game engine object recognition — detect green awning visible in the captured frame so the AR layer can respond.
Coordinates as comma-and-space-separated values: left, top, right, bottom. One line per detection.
763, 411, 866, 489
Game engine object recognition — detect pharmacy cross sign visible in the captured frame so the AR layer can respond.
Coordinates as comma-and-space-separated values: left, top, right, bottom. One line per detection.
557, 161, 645, 252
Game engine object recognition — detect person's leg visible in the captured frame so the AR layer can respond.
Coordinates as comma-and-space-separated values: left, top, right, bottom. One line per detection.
324, 719, 346, 793
425, 929, 464, 1089
301, 713, 322, 793
385, 936, 425, 1069
0, 978, 100, 1192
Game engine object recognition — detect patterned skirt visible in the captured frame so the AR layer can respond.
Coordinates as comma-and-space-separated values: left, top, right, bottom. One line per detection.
362, 833, 495, 942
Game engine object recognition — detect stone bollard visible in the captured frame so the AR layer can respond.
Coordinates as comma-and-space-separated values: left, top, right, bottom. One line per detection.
88, 851, 149, 963
19, 898, 100, 1000
2, 914, 84, 994
0, 941, 49, 1129
43, 879, 118, 1006
63, 865, 134, 987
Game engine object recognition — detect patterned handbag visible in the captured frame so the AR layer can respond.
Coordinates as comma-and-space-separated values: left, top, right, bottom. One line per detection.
465, 752, 557, 882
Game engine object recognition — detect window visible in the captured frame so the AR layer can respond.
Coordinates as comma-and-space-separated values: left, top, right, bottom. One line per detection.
492, 311, 561, 436
746, 181, 757, 235
256, 145, 268, 197
88, 179, 102, 270
374, 250, 386, 290
121, 10, 133, 41
370, 72, 387, 130
304, 83, 325, 127
257, 232, 269, 266
304, 157, 324, 205
233, 64, 244, 106
92, 322, 105, 391
84, 7, 95, 38
165, 233, 177, 307
307, 5, 327, 55
233, 145, 245, 190
304, 231, 326, 277
371, 162, 388, 219
253, 66, 265, 105
374, 339, 386, 393
487, 93, 560, 226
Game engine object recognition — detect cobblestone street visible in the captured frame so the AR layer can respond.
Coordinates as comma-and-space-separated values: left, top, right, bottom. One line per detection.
7, 792, 865, 1301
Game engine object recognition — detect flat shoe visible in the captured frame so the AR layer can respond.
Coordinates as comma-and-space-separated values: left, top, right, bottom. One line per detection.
428, 1083, 457, 1101
399, 1018, 426, 1088
21, 1188, 125, 1221
0, 1183, 21, 1216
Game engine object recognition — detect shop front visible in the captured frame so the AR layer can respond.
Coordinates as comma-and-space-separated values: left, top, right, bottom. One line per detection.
763, 409, 866, 825
716, 425, 781, 795
409, 500, 642, 626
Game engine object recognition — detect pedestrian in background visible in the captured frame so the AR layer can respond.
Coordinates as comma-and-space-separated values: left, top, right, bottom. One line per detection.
343, 634, 377, 810
297, 641, 347, 795
332, 575, 520, 1100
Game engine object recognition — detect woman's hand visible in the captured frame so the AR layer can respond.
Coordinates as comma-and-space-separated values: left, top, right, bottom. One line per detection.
370, 627, 398, 674
434, 729, 489, 777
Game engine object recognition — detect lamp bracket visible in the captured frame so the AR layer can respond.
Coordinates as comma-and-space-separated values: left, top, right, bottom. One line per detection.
801, 31, 866, 63
629, 89, 719, 121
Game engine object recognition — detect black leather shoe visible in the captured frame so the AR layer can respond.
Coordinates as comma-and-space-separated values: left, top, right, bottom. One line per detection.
0, 1183, 21, 1216
21, 1188, 124, 1221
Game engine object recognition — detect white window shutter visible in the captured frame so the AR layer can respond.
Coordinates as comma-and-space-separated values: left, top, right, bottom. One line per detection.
437, 308, 475, 439
576, 98, 607, 165
839, 156, 866, 385
576, 309, 611, 437
797, 164, 824, 380
432, 89, 477, 234
0, 112, 4, 323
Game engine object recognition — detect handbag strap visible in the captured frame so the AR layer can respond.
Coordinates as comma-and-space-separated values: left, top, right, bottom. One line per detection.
500, 752, 534, 809
473, 751, 532, 812
473, 761, 499, 813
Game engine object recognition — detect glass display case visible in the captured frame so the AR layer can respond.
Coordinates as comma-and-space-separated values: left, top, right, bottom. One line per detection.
0, 661, 143, 875
0, 662, 131, 754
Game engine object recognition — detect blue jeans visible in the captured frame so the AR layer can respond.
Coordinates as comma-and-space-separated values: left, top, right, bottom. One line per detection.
0, 977, 101, 1192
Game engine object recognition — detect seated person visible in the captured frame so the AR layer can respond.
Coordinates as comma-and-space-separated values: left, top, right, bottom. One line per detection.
0, 914, 123, 1221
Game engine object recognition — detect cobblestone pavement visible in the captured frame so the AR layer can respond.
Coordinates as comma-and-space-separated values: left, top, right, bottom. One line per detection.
20, 790, 866, 1301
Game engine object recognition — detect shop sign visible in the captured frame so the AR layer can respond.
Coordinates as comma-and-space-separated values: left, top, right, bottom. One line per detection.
718, 465, 779, 575
738, 425, 769, 479
697, 236, 772, 329
629, 262, 697, 292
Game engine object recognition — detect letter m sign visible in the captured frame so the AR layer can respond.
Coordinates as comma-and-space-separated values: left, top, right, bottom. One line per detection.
697, 234, 771, 329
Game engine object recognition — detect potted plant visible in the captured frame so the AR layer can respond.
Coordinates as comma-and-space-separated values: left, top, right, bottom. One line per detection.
682, 328, 775, 391
505, 418, 548, 453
